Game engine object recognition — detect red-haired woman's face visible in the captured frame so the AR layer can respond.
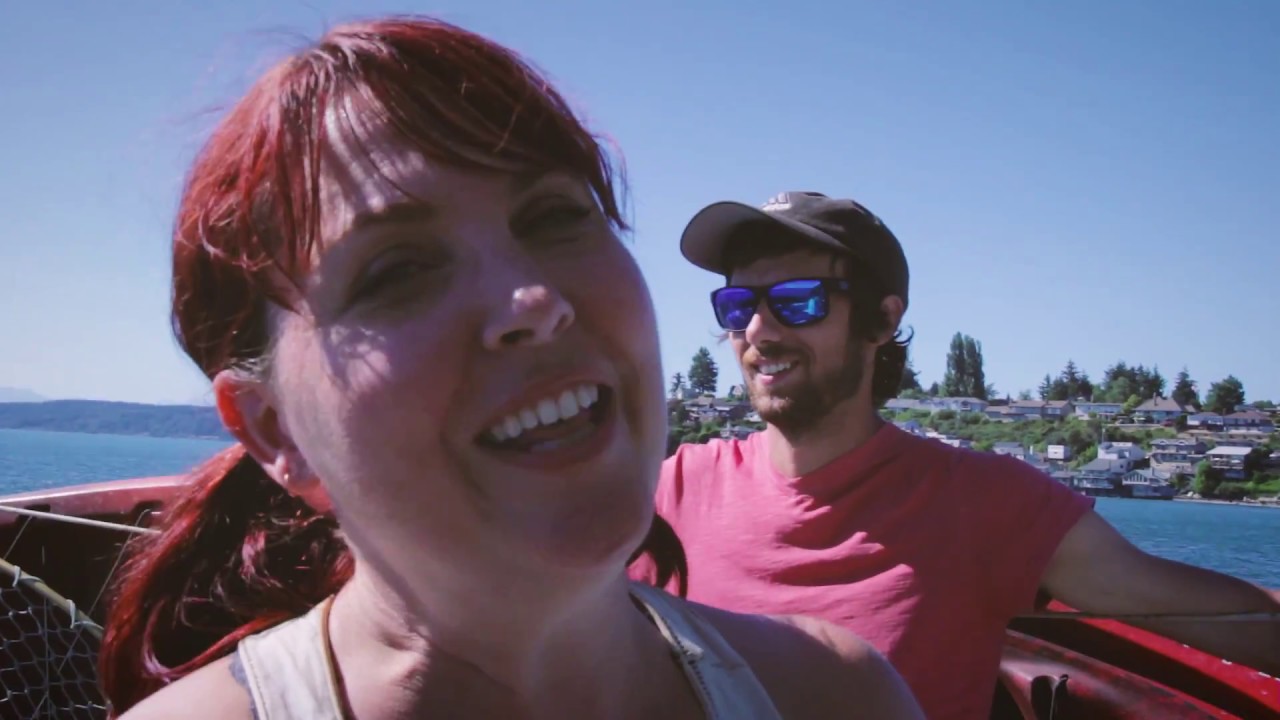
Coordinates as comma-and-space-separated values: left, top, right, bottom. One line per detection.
216, 112, 666, 585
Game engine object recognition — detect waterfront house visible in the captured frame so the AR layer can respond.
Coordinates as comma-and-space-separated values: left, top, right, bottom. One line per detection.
1205, 445, 1253, 480
1133, 396, 1190, 423
1050, 469, 1077, 486
1122, 468, 1177, 499
1075, 459, 1129, 496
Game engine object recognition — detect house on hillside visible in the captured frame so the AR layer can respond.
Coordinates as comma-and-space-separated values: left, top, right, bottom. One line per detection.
1205, 445, 1253, 480
992, 442, 1027, 458
1225, 410, 1275, 433
1097, 441, 1147, 469
884, 398, 925, 412
984, 405, 1021, 422
894, 420, 926, 437
1149, 438, 1207, 474
1134, 396, 1190, 423
935, 397, 990, 413
1009, 400, 1048, 419
1046, 444, 1073, 461
1074, 401, 1124, 419
1186, 412, 1224, 430
1044, 400, 1075, 419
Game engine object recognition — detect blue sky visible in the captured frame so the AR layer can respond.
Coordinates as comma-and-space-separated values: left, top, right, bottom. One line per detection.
2, 1, 1277, 405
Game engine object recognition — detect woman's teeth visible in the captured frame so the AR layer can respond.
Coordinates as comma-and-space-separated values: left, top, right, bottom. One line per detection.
489, 384, 600, 442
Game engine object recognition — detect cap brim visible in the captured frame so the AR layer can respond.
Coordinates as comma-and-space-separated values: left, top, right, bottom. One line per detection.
679, 201, 852, 275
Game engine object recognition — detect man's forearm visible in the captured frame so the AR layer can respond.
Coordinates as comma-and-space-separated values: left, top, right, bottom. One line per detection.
1107, 558, 1280, 676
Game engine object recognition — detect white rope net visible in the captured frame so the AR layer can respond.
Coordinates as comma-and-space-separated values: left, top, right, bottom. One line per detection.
0, 558, 106, 720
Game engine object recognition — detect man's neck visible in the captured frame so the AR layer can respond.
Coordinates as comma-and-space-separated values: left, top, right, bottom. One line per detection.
763, 402, 884, 477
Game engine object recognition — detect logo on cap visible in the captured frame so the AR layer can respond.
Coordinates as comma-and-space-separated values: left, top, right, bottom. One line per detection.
761, 193, 792, 213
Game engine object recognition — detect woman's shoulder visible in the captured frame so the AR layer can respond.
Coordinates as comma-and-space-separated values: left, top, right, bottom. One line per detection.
688, 599, 925, 720
115, 655, 254, 720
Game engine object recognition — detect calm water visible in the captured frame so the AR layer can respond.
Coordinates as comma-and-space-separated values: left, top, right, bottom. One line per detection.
2, 429, 1278, 587
0, 428, 231, 492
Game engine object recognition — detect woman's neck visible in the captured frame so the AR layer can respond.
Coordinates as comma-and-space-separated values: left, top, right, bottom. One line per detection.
325, 564, 694, 718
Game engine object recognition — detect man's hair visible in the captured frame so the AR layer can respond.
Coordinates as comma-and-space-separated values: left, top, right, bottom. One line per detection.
721, 223, 912, 407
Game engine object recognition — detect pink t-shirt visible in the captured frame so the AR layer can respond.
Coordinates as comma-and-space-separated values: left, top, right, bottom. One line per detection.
632, 423, 1093, 720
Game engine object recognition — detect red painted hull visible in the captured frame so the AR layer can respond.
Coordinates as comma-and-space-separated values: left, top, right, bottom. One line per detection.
0, 477, 1277, 719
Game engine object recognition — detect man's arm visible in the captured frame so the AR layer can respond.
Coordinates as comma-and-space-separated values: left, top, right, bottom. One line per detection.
1041, 509, 1280, 675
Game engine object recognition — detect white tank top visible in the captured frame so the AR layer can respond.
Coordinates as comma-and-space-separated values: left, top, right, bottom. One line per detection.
234, 583, 783, 719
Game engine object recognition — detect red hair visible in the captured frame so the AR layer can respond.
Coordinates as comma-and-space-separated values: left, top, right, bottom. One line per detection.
100, 16, 685, 714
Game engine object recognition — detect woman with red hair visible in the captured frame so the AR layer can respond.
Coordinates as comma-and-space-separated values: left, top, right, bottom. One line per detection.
104, 16, 922, 720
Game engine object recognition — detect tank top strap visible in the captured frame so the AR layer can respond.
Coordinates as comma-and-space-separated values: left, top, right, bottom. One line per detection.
235, 597, 346, 720
629, 583, 784, 720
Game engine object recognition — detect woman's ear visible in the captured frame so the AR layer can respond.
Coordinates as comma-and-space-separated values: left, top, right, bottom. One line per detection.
212, 370, 332, 512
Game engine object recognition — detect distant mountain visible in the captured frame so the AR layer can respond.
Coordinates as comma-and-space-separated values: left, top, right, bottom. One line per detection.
0, 387, 46, 403
0, 400, 231, 440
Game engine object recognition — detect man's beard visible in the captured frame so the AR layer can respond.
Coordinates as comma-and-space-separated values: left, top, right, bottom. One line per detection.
746, 345, 865, 436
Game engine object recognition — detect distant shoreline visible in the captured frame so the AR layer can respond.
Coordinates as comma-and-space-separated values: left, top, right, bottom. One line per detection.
0, 426, 231, 443
1172, 496, 1280, 510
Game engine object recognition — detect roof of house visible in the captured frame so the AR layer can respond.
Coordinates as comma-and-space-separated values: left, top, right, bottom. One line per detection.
1124, 467, 1172, 481
1227, 410, 1272, 421
1135, 396, 1188, 413
1011, 400, 1046, 408
1046, 400, 1073, 408
1079, 458, 1130, 473
1206, 446, 1254, 457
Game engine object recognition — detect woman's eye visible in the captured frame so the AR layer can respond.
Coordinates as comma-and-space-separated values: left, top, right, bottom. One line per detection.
350, 256, 440, 303
519, 202, 592, 239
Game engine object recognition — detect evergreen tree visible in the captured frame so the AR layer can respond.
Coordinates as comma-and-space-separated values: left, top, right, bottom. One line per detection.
688, 347, 719, 396
1171, 368, 1200, 410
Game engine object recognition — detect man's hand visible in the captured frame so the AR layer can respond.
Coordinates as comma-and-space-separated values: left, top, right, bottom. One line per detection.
1041, 509, 1280, 676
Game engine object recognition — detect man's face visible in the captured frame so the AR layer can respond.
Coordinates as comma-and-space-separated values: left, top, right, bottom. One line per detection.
726, 249, 868, 435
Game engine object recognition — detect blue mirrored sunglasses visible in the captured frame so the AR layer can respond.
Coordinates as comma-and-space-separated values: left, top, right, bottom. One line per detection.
710, 278, 851, 332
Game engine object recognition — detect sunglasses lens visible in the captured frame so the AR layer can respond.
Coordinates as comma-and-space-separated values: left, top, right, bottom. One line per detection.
712, 287, 759, 331
769, 280, 828, 327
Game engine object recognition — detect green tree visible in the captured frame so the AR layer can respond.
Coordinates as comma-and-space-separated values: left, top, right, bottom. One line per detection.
942, 332, 988, 399
1037, 374, 1053, 401
1193, 461, 1224, 498
1043, 360, 1094, 401
1122, 394, 1142, 416
688, 347, 719, 396
1205, 375, 1246, 415
1171, 368, 1200, 410
1096, 361, 1166, 403
669, 372, 686, 399
927, 382, 941, 397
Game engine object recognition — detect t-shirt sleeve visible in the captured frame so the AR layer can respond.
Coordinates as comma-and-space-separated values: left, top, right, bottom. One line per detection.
966, 454, 1095, 619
